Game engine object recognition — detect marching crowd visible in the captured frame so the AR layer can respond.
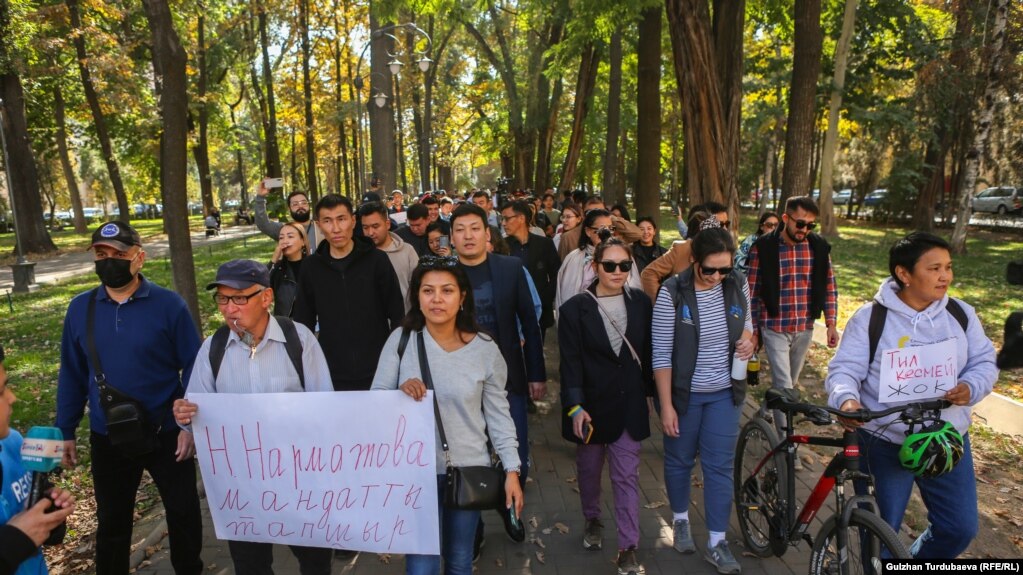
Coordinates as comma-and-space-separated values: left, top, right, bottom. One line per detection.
0, 185, 1000, 575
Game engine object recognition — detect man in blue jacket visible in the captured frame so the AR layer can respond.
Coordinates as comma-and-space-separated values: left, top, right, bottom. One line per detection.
450, 203, 546, 552
56, 222, 203, 575
1, 344, 76, 575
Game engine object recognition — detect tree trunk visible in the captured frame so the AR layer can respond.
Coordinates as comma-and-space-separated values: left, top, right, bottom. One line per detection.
299, 0, 317, 201
559, 43, 600, 191
53, 81, 87, 232
368, 10, 397, 189
914, 140, 943, 232
817, 0, 857, 238
602, 28, 623, 203
635, 5, 661, 220
258, 2, 282, 178
66, 0, 130, 222
713, 0, 746, 231
142, 0, 201, 334
615, 128, 628, 206
194, 11, 215, 214
332, 10, 351, 197
228, 86, 248, 210
950, 0, 1009, 254
0, 74, 57, 253
780, 0, 823, 205
393, 78, 408, 193
535, 78, 562, 192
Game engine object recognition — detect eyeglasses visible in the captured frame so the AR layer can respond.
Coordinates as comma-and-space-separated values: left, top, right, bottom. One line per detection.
213, 288, 265, 306
419, 255, 459, 270
500, 214, 521, 222
762, 221, 779, 230
599, 260, 634, 273
794, 219, 817, 230
699, 264, 733, 277
289, 200, 309, 208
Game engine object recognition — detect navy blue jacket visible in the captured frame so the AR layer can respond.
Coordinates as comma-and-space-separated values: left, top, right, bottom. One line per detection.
466, 254, 546, 396
56, 276, 201, 439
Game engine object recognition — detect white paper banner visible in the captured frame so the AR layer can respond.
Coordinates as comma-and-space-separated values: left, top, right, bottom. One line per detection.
878, 339, 958, 404
190, 391, 439, 554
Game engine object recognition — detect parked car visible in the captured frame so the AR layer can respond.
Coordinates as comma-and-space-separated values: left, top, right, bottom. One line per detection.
832, 189, 853, 206
971, 186, 1021, 215
864, 189, 888, 207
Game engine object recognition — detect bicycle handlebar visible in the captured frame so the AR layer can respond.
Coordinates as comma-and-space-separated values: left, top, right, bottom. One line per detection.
765, 388, 951, 426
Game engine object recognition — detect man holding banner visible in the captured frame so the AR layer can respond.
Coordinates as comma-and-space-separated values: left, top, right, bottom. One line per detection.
174, 259, 335, 575
825, 232, 998, 560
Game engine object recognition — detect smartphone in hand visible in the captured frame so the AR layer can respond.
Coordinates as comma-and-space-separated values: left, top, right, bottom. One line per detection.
581, 422, 594, 444
264, 177, 284, 189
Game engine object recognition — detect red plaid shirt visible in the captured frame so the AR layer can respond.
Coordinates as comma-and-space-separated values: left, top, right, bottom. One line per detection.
747, 237, 837, 333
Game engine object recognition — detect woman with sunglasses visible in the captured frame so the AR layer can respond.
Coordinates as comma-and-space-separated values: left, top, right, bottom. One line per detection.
734, 212, 779, 276
268, 221, 308, 316
558, 238, 652, 575
651, 221, 753, 574
555, 209, 641, 314
553, 204, 582, 250
372, 256, 523, 575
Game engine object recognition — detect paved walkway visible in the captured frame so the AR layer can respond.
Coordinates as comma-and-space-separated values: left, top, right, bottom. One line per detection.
0, 225, 263, 290
133, 341, 843, 575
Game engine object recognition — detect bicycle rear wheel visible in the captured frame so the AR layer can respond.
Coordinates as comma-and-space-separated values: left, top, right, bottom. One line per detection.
809, 508, 910, 575
734, 416, 788, 557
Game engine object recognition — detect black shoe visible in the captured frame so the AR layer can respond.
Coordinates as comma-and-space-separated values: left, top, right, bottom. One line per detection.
472, 522, 485, 563
501, 506, 526, 542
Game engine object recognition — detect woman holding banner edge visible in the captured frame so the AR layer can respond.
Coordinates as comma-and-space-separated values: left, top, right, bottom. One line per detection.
825, 232, 997, 559
372, 256, 523, 575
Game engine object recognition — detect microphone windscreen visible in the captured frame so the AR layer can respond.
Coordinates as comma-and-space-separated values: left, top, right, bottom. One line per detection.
21, 426, 64, 473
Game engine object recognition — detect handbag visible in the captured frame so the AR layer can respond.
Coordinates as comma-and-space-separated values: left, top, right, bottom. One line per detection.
415, 330, 506, 511
87, 289, 163, 460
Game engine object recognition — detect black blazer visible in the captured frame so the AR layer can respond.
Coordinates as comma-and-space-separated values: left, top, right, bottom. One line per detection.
478, 253, 546, 396
558, 285, 652, 445
505, 234, 561, 329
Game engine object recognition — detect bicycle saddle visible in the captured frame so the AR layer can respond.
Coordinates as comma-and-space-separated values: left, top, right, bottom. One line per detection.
765, 387, 802, 410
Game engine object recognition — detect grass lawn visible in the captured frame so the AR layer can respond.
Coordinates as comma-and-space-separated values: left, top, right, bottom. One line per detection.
659, 207, 1023, 398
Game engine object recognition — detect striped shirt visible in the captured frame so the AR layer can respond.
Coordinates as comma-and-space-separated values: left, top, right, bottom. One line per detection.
747, 237, 837, 333
652, 281, 752, 392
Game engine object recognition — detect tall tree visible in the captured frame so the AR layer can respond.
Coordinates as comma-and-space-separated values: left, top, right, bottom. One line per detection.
780, 0, 823, 204
66, 0, 130, 222
368, 9, 397, 189
257, 1, 282, 178
193, 9, 215, 214
817, 0, 858, 238
634, 5, 661, 220
950, 0, 1009, 254
52, 80, 87, 233
602, 27, 623, 202
141, 0, 201, 333
299, 0, 318, 200
559, 43, 599, 190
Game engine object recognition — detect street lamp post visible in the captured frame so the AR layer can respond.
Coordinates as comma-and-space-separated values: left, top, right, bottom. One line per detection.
351, 22, 432, 194
0, 98, 37, 293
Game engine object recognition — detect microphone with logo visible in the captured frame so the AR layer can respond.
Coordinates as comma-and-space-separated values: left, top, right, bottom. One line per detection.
20, 426, 65, 509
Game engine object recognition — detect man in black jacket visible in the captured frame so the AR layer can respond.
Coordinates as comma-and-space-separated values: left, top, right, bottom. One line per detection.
292, 195, 405, 391
501, 200, 561, 340
395, 203, 430, 256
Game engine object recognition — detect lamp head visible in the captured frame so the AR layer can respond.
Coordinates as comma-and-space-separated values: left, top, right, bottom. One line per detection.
417, 56, 433, 72
373, 93, 389, 108
388, 59, 403, 76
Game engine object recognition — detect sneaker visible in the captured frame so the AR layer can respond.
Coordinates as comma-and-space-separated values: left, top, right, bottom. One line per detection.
583, 518, 603, 550
616, 548, 645, 575
472, 523, 485, 563
704, 540, 742, 574
672, 519, 696, 554
793, 456, 805, 471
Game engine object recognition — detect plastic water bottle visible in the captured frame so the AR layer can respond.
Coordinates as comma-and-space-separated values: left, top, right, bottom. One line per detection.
731, 351, 749, 381
747, 354, 760, 387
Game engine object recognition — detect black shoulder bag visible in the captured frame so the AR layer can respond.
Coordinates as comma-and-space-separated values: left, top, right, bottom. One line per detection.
87, 289, 162, 460
415, 330, 505, 510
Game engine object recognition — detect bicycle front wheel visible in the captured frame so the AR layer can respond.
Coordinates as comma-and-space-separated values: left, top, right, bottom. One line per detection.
809, 508, 910, 575
734, 416, 788, 557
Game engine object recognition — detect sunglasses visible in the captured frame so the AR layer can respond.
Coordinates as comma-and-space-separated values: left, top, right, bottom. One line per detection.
599, 260, 634, 273
419, 255, 459, 269
794, 219, 817, 230
762, 221, 779, 229
699, 264, 733, 277
213, 288, 265, 306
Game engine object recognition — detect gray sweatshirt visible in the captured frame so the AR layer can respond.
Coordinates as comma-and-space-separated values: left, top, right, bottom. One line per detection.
826, 278, 998, 443
371, 328, 520, 472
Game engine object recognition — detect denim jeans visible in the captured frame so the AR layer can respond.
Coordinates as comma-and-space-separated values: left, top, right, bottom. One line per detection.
405, 475, 482, 575
856, 430, 978, 559
506, 391, 529, 481
663, 389, 741, 533
576, 430, 642, 549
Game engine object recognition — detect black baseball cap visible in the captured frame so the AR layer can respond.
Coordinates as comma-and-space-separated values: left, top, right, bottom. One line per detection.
206, 259, 271, 290
90, 221, 142, 252
361, 191, 382, 204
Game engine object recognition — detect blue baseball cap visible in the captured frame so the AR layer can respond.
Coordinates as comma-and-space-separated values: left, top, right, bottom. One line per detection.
206, 259, 271, 290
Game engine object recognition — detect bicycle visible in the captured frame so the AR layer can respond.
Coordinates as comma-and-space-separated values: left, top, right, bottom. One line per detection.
734, 387, 951, 575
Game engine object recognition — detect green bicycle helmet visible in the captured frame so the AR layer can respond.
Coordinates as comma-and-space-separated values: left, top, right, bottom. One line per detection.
898, 420, 964, 478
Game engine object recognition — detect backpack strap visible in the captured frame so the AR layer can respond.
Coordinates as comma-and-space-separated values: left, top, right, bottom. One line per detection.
209, 317, 305, 389
396, 327, 411, 360
867, 299, 969, 363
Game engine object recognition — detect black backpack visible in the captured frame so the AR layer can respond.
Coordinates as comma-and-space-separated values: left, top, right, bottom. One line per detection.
867, 299, 968, 363
209, 317, 305, 389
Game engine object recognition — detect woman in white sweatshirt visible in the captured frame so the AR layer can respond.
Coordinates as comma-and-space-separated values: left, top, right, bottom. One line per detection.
825, 232, 998, 560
